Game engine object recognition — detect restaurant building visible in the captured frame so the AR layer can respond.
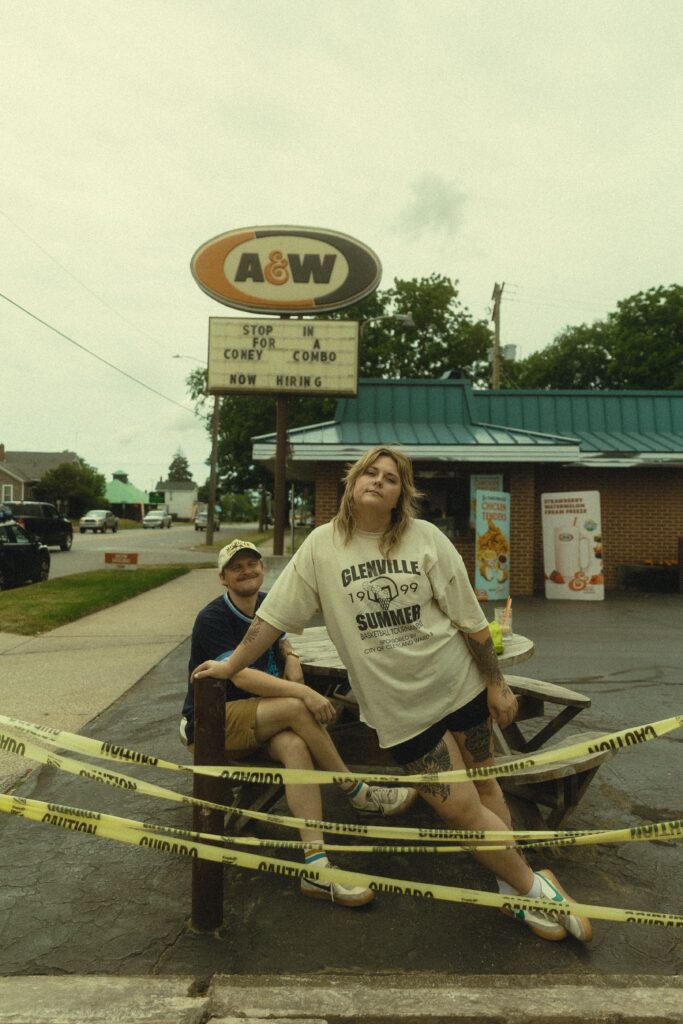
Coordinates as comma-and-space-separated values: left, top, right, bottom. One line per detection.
253, 378, 683, 596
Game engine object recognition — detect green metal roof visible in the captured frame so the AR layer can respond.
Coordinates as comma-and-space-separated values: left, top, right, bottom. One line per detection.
473, 389, 683, 455
106, 478, 148, 504
252, 379, 683, 468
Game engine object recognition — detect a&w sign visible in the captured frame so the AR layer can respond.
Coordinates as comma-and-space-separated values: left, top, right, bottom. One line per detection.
190, 226, 382, 314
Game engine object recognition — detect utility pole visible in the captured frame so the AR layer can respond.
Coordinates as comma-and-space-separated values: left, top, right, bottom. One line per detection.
490, 282, 504, 390
205, 394, 220, 546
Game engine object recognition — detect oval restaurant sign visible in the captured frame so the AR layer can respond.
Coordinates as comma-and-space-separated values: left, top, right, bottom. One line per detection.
190, 226, 382, 314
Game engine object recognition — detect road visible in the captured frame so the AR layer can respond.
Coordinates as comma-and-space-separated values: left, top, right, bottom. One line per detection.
46, 522, 259, 579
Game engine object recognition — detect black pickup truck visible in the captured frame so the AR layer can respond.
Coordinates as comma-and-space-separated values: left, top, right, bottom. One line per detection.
5, 501, 73, 551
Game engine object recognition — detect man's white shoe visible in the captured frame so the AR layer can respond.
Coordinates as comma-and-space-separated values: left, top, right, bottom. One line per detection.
350, 785, 418, 817
300, 874, 374, 907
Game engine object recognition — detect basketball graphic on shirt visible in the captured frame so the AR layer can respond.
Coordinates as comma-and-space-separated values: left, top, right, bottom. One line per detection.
366, 577, 398, 611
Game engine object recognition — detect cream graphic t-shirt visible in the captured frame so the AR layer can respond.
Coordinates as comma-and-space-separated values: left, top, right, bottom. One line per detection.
258, 519, 489, 747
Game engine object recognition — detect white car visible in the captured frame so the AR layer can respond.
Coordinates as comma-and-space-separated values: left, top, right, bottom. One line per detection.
79, 509, 119, 534
143, 509, 172, 529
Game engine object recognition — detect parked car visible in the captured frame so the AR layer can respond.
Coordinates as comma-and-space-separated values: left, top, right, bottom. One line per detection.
143, 509, 172, 529
79, 509, 119, 534
0, 519, 50, 589
5, 501, 73, 551
194, 510, 220, 531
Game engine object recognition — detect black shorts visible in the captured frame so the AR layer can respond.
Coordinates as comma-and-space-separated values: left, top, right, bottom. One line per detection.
388, 689, 490, 765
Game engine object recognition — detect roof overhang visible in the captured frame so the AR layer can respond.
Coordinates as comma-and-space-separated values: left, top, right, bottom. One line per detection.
564, 452, 683, 468
252, 439, 582, 470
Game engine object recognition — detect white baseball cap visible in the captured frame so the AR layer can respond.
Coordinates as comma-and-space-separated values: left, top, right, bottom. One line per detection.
217, 539, 262, 573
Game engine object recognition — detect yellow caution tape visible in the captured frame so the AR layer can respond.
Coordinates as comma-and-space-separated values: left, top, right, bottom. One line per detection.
1, 724, 682, 849
0, 792, 681, 929
1, 712, 681, 787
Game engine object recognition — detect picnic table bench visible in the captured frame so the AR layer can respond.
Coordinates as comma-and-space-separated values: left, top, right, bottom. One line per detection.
190, 626, 613, 930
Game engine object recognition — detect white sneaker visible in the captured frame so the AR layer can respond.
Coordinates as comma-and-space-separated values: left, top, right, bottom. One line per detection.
537, 869, 593, 942
300, 873, 374, 908
349, 785, 418, 817
501, 869, 592, 943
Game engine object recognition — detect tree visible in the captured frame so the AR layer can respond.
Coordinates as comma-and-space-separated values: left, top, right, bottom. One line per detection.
333, 274, 492, 383
509, 322, 615, 390
513, 284, 683, 391
34, 460, 107, 518
187, 275, 494, 491
167, 449, 193, 482
608, 285, 683, 390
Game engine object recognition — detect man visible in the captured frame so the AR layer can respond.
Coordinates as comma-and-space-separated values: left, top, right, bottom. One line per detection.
180, 538, 416, 908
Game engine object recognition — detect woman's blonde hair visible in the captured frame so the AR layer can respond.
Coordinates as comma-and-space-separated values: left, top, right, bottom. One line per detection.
333, 446, 423, 555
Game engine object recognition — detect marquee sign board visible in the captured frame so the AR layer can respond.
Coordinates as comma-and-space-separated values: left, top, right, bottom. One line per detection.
207, 317, 359, 396
191, 226, 382, 314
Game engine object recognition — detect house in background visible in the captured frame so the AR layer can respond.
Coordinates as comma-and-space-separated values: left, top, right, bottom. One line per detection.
0, 445, 81, 503
252, 378, 683, 596
153, 478, 198, 521
106, 470, 149, 523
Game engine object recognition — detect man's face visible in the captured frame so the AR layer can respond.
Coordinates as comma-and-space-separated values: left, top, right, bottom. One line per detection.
220, 552, 264, 598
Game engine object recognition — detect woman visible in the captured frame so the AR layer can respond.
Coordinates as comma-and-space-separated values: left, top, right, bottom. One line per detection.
194, 446, 591, 943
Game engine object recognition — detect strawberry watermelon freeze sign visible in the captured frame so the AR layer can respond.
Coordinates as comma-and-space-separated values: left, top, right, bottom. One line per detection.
541, 491, 604, 601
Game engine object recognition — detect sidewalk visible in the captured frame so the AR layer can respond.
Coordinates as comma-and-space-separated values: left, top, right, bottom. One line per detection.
0, 574, 680, 1021
0, 568, 222, 792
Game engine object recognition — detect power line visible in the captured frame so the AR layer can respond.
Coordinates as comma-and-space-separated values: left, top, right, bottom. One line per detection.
0, 291, 197, 415
0, 208, 174, 355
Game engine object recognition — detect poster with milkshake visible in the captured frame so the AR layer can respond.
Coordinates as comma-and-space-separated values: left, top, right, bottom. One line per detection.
541, 491, 604, 601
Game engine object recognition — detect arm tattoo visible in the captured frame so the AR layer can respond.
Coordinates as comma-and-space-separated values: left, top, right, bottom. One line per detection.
241, 616, 266, 650
463, 721, 493, 763
403, 738, 452, 802
464, 633, 505, 687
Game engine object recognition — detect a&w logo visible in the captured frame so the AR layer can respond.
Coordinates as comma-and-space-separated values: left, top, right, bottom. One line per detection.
191, 226, 382, 314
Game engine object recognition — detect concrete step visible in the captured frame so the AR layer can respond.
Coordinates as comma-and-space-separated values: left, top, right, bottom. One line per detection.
0, 977, 207, 1024
209, 973, 683, 1023
1, 974, 680, 1023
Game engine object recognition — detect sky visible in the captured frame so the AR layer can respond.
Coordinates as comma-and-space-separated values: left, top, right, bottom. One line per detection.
2, 0, 681, 491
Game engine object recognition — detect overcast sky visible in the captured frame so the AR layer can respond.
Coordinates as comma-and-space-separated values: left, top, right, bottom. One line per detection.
2, 1, 681, 490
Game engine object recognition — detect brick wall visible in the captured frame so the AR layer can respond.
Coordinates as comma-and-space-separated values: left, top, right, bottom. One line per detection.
314, 464, 342, 525
534, 466, 683, 591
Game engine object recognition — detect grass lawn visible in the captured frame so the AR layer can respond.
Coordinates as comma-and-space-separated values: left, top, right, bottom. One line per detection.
0, 565, 195, 635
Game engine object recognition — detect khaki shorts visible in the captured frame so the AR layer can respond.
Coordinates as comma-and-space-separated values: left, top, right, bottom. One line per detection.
225, 696, 262, 756
181, 697, 263, 756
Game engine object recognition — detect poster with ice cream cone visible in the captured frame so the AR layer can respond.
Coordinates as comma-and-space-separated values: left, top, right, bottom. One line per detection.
541, 491, 604, 601
474, 491, 510, 601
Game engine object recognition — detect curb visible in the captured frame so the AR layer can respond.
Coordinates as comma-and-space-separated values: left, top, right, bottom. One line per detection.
210, 973, 683, 1022
0, 974, 679, 1023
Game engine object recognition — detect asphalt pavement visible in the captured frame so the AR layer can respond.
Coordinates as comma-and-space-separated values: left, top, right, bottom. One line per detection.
0, 561, 681, 1022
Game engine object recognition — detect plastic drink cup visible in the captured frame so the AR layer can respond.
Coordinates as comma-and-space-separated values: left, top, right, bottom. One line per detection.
494, 606, 513, 641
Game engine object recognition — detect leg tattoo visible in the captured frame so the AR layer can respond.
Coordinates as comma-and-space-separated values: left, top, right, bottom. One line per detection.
463, 720, 493, 763
404, 738, 452, 802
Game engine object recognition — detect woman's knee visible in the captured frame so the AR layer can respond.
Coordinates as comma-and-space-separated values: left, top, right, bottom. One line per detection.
422, 782, 484, 829
473, 777, 503, 802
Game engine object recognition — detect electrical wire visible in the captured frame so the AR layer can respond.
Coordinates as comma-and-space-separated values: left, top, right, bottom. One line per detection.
0, 208, 175, 355
0, 290, 197, 415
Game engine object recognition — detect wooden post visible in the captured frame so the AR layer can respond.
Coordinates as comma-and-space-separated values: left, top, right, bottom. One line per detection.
191, 677, 227, 931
